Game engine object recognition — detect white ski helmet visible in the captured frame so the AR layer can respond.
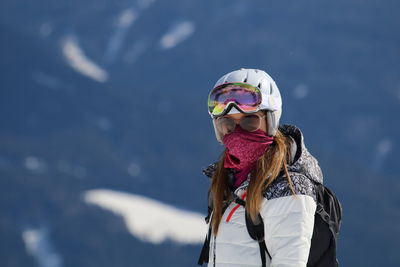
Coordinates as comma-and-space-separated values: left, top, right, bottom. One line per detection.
208, 68, 282, 142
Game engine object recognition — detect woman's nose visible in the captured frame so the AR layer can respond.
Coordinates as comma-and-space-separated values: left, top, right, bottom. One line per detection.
227, 124, 240, 134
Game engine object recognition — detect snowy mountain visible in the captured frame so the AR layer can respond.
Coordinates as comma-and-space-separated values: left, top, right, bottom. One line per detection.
1, 0, 399, 266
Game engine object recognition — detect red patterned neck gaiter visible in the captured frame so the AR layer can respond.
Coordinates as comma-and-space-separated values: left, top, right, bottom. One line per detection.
223, 125, 274, 172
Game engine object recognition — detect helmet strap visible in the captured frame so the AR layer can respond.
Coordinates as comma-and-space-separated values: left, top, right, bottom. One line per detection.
266, 111, 277, 136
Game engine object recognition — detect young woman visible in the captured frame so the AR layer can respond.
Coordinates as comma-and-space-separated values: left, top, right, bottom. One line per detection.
200, 68, 324, 267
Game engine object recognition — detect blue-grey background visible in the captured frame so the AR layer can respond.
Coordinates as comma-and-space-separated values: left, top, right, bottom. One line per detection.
1, 0, 399, 266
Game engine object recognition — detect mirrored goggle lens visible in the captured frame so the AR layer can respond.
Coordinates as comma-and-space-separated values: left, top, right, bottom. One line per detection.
208, 83, 262, 116
215, 114, 262, 134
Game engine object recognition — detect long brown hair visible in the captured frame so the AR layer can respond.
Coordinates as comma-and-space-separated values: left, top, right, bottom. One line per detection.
210, 129, 294, 235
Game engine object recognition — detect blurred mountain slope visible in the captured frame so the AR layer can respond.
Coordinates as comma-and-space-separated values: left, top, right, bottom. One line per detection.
0, 0, 399, 266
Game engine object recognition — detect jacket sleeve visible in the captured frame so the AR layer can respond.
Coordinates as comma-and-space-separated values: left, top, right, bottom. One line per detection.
260, 194, 316, 267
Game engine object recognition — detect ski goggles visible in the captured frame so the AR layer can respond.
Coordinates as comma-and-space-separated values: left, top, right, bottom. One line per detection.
215, 114, 266, 135
208, 83, 262, 117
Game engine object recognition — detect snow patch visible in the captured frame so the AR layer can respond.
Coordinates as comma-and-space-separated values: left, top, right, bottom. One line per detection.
105, 0, 156, 63
94, 116, 112, 131
344, 116, 378, 143
22, 227, 63, 267
61, 36, 109, 82
24, 156, 47, 173
32, 71, 61, 89
137, 0, 157, 9
84, 189, 207, 244
377, 139, 392, 155
372, 139, 393, 171
293, 84, 309, 99
127, 162, 141, 177
160, 21, 195, 50
70, 165, 87, 179
40, 23, 53, 37
56, 160, 87, 179
105, 8, 138, 63
118, 9, 137, 27
124, 40, 147, 64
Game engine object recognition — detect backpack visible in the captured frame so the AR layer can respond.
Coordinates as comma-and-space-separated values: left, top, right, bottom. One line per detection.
198, 181, 343, 267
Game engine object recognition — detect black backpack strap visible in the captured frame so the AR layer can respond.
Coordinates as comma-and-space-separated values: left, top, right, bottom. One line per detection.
244, 210, 272, 267
198, 194, 232, 266
233, 192, 272, 266
259, 241, 271, 267
231, 192, 246, 206
198, 226, 211, 265
198, 190, 213, 265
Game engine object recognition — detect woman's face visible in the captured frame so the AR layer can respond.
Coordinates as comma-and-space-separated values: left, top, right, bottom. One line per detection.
216, 111, 268, 136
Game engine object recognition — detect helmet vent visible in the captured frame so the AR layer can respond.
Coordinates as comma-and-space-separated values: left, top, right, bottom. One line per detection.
257, 82, 262, 88
243, 78, 247, 83
270, 84, 273, 94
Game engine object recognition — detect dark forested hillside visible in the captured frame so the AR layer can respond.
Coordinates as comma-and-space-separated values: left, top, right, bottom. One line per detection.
1, 0, 399, 266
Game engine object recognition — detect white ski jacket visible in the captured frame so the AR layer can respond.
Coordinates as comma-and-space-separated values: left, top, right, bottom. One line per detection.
203, 125, 322, 267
